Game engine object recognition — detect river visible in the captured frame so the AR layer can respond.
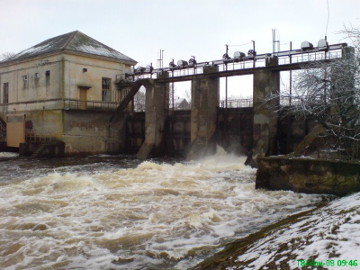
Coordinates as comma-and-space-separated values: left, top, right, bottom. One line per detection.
0, 149, 326, 269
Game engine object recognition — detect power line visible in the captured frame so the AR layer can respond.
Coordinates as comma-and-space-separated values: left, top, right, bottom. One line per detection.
228, 41, 253, 47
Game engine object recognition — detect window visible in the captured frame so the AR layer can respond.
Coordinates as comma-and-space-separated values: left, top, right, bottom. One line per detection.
45, 70, 50, 86
102, 78, 111, 102
34, 73, 40, 87
102, 78, 111, 90
23, 75, 28, 89
3, 83, 9, 104
102, 90, 112, 102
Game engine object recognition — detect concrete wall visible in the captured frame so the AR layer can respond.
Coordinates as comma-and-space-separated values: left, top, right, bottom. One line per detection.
18, 106, 323, 157
20, 141, 65, 157
122, 111, 191, 157
256, 156, 360, 196
277, 111, 318, 155
14, 109, 121, 155
62, 110, 117, 154
124, 112, 145, 154
216, 107, 253, 156
25, 110, 64, 138
164, 108, 254, 157
124, 108, 254, 158
164, 110, 191, 157
122, 107, 323, 159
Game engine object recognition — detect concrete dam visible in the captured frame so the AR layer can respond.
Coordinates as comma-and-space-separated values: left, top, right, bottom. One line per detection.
109, 42, 350, 161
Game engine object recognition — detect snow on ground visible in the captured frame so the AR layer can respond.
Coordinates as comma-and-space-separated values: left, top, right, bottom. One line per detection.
229, 192, 360, 270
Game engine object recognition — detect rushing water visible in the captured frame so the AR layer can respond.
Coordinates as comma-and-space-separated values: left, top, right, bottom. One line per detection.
0, 149, 325, 269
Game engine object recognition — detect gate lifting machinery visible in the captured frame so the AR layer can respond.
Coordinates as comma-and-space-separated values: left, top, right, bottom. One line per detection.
127, 38, 345, 78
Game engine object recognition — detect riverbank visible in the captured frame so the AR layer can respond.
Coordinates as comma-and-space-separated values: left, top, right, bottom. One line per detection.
192, 192, 360, 269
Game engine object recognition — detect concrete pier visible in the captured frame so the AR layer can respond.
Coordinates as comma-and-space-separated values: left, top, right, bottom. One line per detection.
252, 56, 280, 161
187, 66, 219, 159
137, 72, 169, 159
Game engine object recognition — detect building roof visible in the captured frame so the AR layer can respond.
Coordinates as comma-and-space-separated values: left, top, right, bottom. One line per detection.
1, 31, 137, 65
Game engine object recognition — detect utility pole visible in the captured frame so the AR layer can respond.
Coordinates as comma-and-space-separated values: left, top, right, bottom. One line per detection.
272, 29, 280, 53
252, 40, 256, 68
289, 41, 292, 105
161, 50, 164, 69
158, 49, 164, 69
225, 44, 229, 108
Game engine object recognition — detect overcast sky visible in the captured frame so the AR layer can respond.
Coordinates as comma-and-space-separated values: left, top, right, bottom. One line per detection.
1, 0, 360, 98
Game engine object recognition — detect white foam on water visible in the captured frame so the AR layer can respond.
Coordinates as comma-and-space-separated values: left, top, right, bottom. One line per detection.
0, 152, 18, 158
0, 151, 324, 269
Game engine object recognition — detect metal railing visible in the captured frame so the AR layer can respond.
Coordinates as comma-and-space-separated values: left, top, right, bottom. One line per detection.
63, 99, 119, 110
133, 43, 347, 81
0, 98, 120, 113
219, 99, 253, 108
277, 49, 342, 65
0, 119, 5, 141
26, 133, 58, 143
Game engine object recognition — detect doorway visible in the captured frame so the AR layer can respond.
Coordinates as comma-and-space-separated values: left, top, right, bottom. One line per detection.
78, 86, 91, 109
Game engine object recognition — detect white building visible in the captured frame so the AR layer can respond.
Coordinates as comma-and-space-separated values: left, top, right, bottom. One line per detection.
0, 31, 137, 155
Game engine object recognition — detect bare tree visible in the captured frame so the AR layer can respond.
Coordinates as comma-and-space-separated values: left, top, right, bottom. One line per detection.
0, 52, 16, 61
184, 89, 191, 105
276, 27, 360, 159
134, 88, 146, 112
